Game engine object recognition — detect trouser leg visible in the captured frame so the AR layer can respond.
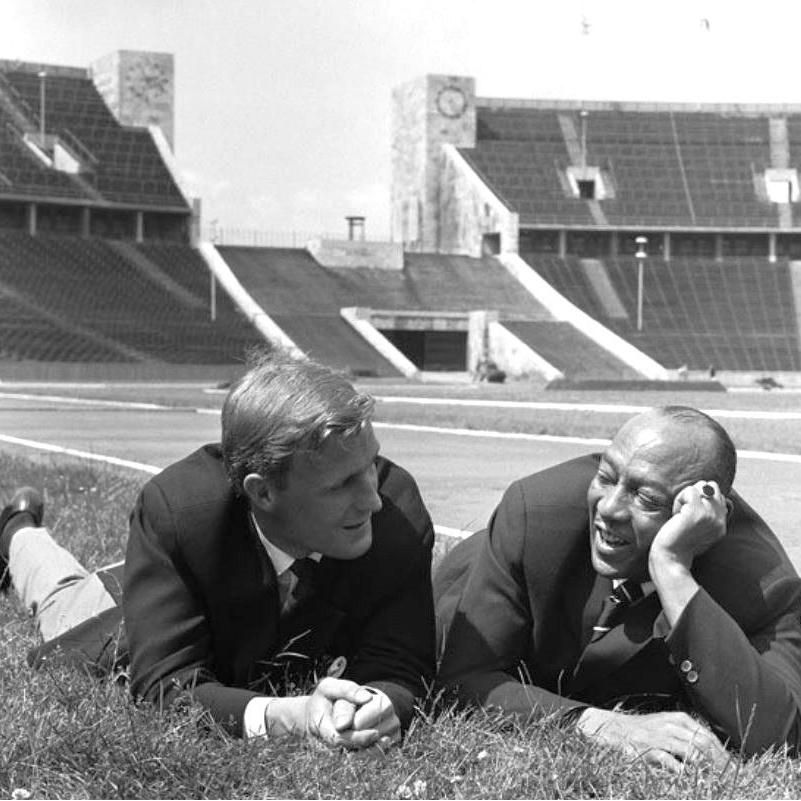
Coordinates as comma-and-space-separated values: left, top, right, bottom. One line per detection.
9, 526, 116, 642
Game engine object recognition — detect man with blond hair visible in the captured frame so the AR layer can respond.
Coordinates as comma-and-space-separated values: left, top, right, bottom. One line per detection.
1, 351, 435, 748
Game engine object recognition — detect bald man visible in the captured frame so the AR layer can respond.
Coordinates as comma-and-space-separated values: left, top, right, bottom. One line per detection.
436, 406, 801, 768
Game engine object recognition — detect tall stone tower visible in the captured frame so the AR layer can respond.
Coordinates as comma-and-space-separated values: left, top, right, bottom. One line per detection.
91, 51, 175, 149
391, 74, 475, 252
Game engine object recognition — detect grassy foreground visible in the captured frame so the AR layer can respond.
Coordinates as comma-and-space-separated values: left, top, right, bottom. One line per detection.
2, 452, 801, 799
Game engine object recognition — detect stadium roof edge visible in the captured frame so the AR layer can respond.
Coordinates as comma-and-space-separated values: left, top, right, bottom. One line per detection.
516, 223, 801, 233
476, 96, 801, 115
0, 59, 87, 79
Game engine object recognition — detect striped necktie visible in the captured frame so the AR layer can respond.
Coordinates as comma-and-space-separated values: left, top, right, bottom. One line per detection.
282, 557, 318, 614
590, 580, 644, 642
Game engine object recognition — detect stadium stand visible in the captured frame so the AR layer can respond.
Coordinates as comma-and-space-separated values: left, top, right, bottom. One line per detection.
0, 231, 257, 364
391, 75, 801, 380
0, 56, 260, 377
522, 252, 801, 371
463, 106, 780, 229
0, 68, 186, 209
216, 246, 561, 376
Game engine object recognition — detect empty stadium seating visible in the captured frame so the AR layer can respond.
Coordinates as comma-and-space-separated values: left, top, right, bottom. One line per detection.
0, 231, 258, 363
0, 69, 186, 209
464, 106, 788, 228
216, 246, 558, 376
521, 251, 801, 371
503, 321, 642, 380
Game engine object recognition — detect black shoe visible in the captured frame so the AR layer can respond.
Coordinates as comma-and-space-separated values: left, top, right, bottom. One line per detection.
0, 487, 44, 591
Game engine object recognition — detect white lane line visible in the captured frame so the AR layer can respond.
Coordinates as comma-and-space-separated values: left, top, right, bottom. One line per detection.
374, 421, 611, 447
375, 395, 801, 421
373, 422, 801, 464
0, 434, 161, 474
4, 393, 799, 464
0, 392, 173, 411
0, 431, 474, 540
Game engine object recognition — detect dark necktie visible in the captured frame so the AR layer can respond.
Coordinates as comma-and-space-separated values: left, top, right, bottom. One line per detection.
283, 557, 318, 613
590, 580, 644, 642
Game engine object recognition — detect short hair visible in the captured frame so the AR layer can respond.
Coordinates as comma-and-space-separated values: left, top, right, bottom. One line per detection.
221, 349, 375, 494
651, 405, 737, 493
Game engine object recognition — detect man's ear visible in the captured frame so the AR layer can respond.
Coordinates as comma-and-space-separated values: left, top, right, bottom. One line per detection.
724, 495, 735, 521
242, 473, 277, 511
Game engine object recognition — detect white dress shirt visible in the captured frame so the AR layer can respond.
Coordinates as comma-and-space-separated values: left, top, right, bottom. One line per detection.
243, 513, 321, 738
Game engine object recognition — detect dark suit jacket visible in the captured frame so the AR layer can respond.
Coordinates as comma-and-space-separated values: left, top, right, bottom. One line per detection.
435, 455, 801, 757
101, 444, 435, 736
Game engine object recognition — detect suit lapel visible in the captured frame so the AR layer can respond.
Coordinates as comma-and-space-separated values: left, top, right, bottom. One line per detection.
571, 591, 663, 694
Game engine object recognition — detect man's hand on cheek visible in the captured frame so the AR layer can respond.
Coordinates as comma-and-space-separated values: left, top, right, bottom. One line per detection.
650, 480, 729, 572
648, 480, 729, 625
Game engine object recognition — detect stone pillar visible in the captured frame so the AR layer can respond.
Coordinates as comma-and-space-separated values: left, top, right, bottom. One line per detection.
663, 232, 671, 262
391, 74, 476, 252
135, 211, 144, 243
27, 203, 36, 235
769, 232, 777, 263
558, 230, 567, 258
81, 207, 91, 238
468, 310, 496, 375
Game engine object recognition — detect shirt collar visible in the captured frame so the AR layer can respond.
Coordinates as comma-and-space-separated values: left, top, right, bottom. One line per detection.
250, 512, 321, 576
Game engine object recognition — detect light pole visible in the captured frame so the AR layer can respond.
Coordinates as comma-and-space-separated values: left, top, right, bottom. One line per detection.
209, 219, 218, 322
635, 236, 648, 331
38, 70, 47, 141
579, 109, 588, 169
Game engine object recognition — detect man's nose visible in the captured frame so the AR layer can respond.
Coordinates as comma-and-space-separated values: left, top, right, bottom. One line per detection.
597, 484, 629, 520
356, 467, 382, 513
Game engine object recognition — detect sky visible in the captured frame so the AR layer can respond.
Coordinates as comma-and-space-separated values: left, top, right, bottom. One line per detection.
3, 0, 801, 239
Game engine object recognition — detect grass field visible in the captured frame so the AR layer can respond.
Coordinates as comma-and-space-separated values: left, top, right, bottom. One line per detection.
1, 380, 801, 798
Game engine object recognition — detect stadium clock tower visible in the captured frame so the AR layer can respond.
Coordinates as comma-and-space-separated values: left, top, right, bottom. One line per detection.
91, 51, 175, 150
391, 74, 476, 252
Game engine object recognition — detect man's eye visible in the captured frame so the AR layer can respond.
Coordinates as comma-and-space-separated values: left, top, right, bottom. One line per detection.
636, 492, 663, 511
596, 471, 614, 485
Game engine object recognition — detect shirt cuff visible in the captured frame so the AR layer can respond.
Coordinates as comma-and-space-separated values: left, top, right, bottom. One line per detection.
243, 696, 272, 738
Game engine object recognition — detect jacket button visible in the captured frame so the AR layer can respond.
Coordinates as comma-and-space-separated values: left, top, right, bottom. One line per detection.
686, 670, 699, 684
679, 659, 693, 673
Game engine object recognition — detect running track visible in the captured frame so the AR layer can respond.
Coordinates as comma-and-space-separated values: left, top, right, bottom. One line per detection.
1, 394, 800, 569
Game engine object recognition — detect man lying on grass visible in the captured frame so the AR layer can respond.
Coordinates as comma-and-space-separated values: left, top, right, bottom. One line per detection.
436, 406, 801, 768
0, 351, 435, 748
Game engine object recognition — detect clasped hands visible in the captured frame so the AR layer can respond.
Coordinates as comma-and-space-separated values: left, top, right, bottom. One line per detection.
265, 676, 400, 749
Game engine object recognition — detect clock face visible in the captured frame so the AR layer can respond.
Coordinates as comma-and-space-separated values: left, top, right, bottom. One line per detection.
436, 86, 467, 119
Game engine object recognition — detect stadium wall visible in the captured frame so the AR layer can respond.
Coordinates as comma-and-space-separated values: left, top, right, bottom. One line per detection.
439, 145, 518, 257
0, 361, 245, 382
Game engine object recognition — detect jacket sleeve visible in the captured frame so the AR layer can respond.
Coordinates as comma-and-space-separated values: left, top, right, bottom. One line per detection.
350, 460, 436, 730
123, 480, 258, 736
437, 481, 585, 720
666, 578, 801, 756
